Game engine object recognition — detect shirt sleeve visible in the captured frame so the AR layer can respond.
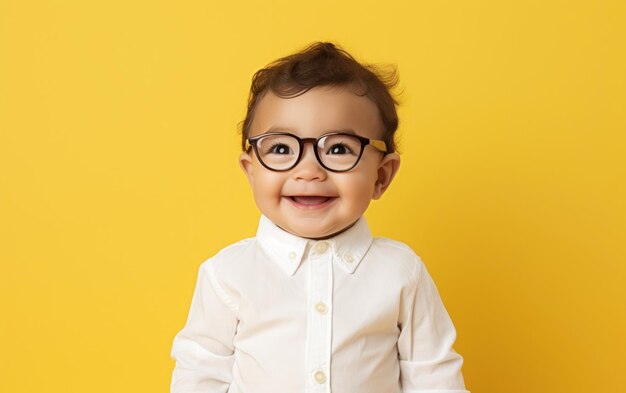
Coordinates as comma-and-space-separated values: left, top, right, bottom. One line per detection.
397, 258, 470, 393
170, 262, 239, 393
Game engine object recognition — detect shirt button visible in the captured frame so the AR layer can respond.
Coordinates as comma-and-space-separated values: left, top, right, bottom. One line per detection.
315, 301, 328, 314
315, 242, 328, 254
288, 251, 297, 260
343, 253, 354, 263
313, 370, 327, 384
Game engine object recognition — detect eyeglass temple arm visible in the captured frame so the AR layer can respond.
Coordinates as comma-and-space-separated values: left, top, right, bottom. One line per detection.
370, 139, 388, 153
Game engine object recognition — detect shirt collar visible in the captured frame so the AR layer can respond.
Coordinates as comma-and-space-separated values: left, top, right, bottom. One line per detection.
255, 215, 373, 276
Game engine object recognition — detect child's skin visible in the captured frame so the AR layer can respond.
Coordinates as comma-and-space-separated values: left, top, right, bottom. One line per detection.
239, 84, 401, 239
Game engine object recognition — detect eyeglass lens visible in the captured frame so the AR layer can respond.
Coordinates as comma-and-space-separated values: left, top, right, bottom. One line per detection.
254, 134, 363, 171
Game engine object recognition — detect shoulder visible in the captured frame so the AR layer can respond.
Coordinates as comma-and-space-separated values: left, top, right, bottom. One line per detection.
195, 237, 257, 303
199, 237, 256, 275
369, 236, 425, 281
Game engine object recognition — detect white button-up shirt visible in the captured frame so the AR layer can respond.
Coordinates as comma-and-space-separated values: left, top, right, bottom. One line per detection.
170, 215, 469, 393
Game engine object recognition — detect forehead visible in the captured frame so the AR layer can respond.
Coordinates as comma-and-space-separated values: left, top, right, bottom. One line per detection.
249, 85, 384, 139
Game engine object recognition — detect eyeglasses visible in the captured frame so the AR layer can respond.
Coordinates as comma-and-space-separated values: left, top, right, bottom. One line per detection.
245, 132, 388, 172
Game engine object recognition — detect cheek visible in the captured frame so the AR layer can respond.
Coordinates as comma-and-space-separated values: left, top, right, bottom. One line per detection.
252, 171, 284, 200
336, 172, 377, 203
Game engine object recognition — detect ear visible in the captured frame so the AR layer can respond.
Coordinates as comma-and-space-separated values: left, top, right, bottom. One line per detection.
239, 151, 255, 186
372, 153, 400, 200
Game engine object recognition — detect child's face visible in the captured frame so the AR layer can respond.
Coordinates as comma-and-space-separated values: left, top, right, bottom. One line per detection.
239, 85, 400, 239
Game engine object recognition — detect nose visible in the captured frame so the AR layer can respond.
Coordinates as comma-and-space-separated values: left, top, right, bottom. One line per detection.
292, 143, 327, 181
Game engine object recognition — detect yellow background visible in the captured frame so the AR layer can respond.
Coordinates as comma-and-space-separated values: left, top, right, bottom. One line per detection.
1, 1, 624, 392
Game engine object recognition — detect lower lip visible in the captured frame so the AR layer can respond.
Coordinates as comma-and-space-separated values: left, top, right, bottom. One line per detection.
284, 196, 338, 210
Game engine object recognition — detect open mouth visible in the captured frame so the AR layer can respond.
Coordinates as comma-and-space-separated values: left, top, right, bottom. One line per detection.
285, 195, 337, 209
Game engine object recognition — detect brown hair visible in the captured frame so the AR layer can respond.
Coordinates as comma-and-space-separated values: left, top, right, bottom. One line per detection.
239, 42, 401, 153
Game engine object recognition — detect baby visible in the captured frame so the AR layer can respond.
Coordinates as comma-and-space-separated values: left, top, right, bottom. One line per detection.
170, 42, 469, 393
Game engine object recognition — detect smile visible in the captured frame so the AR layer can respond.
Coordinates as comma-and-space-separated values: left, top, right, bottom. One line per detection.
284, 196, 338, 210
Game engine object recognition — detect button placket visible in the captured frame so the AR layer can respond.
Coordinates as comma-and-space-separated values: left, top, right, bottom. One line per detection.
313, 370, 327, 384
315, 241, 328, 254
315, 301, 328, 314
305, 242, 333, 392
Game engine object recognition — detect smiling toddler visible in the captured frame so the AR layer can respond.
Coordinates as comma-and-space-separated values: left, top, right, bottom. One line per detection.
170, 42, 469, 393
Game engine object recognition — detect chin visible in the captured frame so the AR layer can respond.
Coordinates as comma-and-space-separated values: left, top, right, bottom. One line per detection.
289, 222, 352, 240
289, 226, 327, 239
274, 221, 325, 239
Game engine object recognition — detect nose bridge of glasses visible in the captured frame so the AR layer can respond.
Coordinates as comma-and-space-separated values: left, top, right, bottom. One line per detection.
299, 137, 319, 150
284, 137, 325, 175
298, 138, 321, 164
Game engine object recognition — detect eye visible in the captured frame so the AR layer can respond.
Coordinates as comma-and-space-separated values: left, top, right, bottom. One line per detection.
267, 143, 293, 155
327, 143, 353, 155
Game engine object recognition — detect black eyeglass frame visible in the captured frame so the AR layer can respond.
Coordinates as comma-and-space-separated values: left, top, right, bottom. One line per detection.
245, 131, 388, 173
